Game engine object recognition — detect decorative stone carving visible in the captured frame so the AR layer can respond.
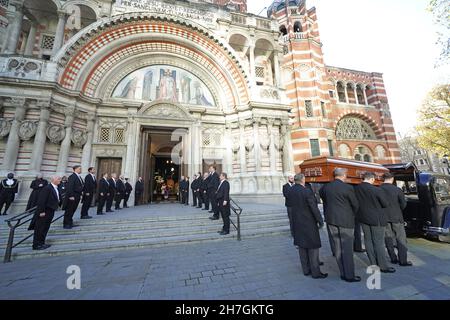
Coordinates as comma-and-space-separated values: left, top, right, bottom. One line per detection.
71, 129, 88, 147
18, 120, 38, 141
145, 104, 185, 119
4, 57, 43, 79
46, 124, 66, 144
260, 135, 270, 151
0, 119, 12, 137
232, 137, 240, 153
260, 88, 280, 100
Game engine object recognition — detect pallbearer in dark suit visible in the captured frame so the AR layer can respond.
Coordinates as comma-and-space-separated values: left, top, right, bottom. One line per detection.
26, 174, 48, 211
355, 172, 395, 273
381, 173, 412, 267
80, 167, 96, 219
191, 174, 200, 207
319, 168, 361, 282
106, 173, 117, 212
200, 173, 209, 210
124, 178, 133, 208
58, 176, 68, 206
288, 174, 327, 279
207, 166, 220, 220
195, 172, 203, 208
32, 175, 61, 250
216, 173, 231, 235
63, 166, 84, 229
282, 175, 295, 237
115, 176, 126, 210
0, 173, 19, 215
135, 177, 144, 206
97, 173, 110, 215
179, 176, 188, 205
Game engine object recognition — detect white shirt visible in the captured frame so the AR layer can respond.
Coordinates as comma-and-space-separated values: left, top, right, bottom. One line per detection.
51, 183, 60, 202
6, 179, 14, 186
217, 180, 224, 191
91, 174, 96, 181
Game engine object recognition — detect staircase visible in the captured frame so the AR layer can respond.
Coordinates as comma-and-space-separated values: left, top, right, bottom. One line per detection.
0, 205, 290, 261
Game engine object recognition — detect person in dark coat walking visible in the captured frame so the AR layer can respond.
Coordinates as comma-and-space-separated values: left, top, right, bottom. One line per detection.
381, 173, 412, 267
32, 175, 62, 250
63, 166, 84, 229
26, 174, 48, 211
207, 166, 220, 220
355, 172, 395, 273
97, 173, 110, 215
0, 173, 19, 215
319, 168, 361, 282
80, 167, 96, 219
135, 177, 144, 206
216, 173, 231, 235
124, 178, 133, 208
282, 175, 295, 237
106, 173, 117, 212
115, 175, 126, 210
200, 172, 210, 210
288, 174, 327, 279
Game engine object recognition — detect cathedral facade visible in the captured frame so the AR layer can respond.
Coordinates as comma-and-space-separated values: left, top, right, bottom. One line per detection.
0, 0, 399, 211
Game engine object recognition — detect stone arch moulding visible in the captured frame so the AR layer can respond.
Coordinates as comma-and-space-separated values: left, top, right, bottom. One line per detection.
62, 0, 100, 18
55, 13, 250, 108
334, 112, 383, 139
138, 101, 194, 121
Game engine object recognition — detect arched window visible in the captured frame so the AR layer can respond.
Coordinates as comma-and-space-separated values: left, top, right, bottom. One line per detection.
376, 145, 386, 160
279, 25, 288, 36
356, 85, 365, 105
347, 83, 356, 104
336, 117, 377, 140
338, 144, 351, 159
294, 22, 302, 33
354, 145, 373, 163
337, 82, 346, 103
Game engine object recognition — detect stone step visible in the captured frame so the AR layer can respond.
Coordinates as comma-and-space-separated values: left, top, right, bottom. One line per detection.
0, 219, 290, 247
0, 212, 289, 239
8, 225, 291, 260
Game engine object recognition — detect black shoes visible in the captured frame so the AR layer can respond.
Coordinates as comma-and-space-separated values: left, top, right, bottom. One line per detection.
208, 210, 213, 213
80, 216, 92, 220
106, 210, 114, 213
381, 267, 396, 273
354, 249, 366, 253
33, 244, 51, 250
219, 231, 229, 235
399, 261, 413, 267
202, 208, 208, 211
97, 212, 104, 215
63, 225, 72, 229
209, 216, 219, 220
341, 276, 362, 283
390, 259, 399, 264
312, 273, 328, 279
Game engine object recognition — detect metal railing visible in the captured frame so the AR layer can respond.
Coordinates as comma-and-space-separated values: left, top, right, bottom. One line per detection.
229, 198, 242, 241
3, 207, 64, 263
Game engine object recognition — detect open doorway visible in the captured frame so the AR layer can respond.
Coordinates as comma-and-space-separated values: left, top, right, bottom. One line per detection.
152, 156, 180, 203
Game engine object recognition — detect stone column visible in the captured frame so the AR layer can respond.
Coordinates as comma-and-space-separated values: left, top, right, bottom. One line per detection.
190, 121, 202, 175
281, 122, 294, 175
267, 119, 276, 174
24, 22, 37, 56
354, 85, 359, 105
56, 106, 75, 176
273, 51, 281, 88
239, 123, 246, 174
28, 100, 51, 175
224, 124, 233, 176
253, 118, 262, 173
51, 10, 68, 57
3, 2, 24, 54
0, 98, 27, 175
363, 88, 369, 106
81, 114, 96, 174
344, 83, 349, 103
249, 44, 256, 86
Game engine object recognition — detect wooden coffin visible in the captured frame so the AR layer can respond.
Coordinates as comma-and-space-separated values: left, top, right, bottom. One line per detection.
299, 157, 390, 186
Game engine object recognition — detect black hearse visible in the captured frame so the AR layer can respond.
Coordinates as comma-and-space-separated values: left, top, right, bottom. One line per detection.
384, 163, 450, 243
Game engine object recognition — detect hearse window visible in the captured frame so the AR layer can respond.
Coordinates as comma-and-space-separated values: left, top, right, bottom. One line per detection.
434, 178, 450, 198
396, 180, 417, 195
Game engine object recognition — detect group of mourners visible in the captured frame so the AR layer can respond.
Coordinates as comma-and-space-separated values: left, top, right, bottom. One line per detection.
283, 168, 411, 281
179, 166, 232, 236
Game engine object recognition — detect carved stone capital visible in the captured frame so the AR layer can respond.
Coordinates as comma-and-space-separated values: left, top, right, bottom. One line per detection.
18, 120, 38, 141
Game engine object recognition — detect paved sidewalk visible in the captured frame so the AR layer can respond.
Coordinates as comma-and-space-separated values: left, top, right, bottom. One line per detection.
0, 231, 449, 300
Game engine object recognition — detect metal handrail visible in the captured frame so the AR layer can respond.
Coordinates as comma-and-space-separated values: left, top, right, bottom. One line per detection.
229, 198, 242, 241
3, 207, 64, 263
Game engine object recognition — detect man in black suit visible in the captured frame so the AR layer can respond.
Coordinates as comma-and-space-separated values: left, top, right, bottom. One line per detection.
319, 168, 361, 282
32, 175, 62, 250
195, 172, 203, 208
106, 173, 117, 212
200, 172, 209, 210
282, 175, 295, 237
135, 177, 144, 206
207, 166, 220, 220
191, 174, 200, 207
26, 174, 48, 211
80, 167, 96, 219
0, 173, 19, 215
179, 176, 188, 205
355, 172, 395, 273
124, 178, 133, 208
97, 173, 110, 215
289, 174, 327, 279
381, 173, 412, 267
63, 165, 84, 229
216, 173, 231, 235
115, 175, 126, 210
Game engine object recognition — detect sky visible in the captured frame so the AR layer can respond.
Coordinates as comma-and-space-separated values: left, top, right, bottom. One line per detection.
247, 0, 449, 137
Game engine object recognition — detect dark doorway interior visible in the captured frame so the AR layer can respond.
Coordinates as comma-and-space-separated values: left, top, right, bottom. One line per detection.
152, 156, 180, 203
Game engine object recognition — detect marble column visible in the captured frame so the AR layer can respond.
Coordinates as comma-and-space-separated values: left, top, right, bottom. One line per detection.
354, 85, 359, 105
51, 10, 68, 57
56, 107, 75, 176
24, 22, 37, 56
281, 123, 294, 175
3, 2, 24, 55
0, 98, 27, 175
273, 52, 281, 88
249, 44, 256, 86
224, 125, 233, 176
344, 83, 349, 104
28, 101, 51, 175
239, 123, 246, 174
363, 88, 369, 106
81, 114, 96, 174
267, 119, 276, 174
253, 118, 262, 192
